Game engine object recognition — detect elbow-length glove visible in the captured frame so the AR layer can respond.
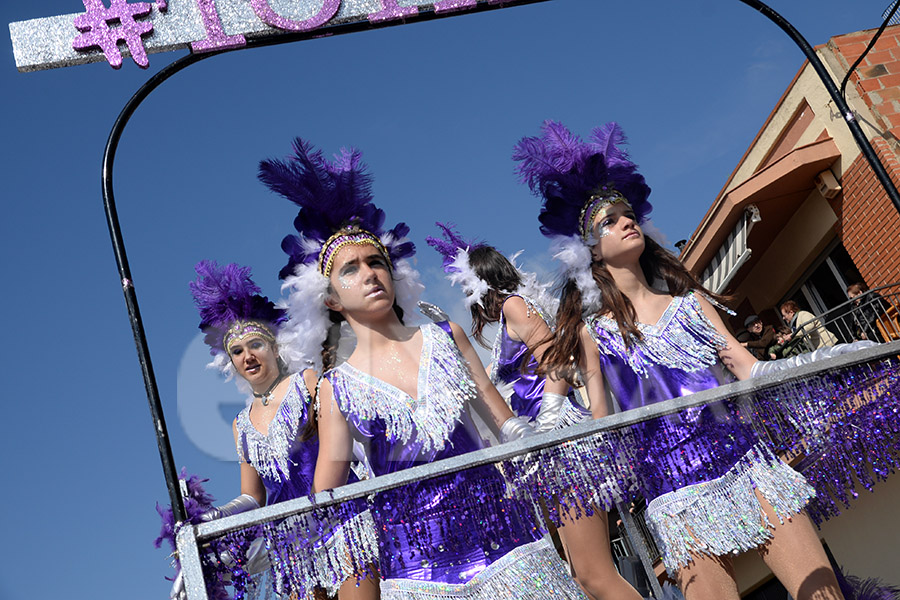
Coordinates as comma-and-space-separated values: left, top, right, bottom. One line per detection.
533, 393, 568, 433
750, 341, 877, 378
499, 416, 536, 444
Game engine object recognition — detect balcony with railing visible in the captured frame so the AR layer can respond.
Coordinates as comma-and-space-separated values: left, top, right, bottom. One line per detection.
789, 283, 900, 352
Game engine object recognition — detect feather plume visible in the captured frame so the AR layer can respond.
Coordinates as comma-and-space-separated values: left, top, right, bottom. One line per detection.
426, 222, 490, 306
425, 222, 485, 272
513, 121, 652, 239
589, 122, 630, 165
259, 137, 414, 277
189, 261, 286, 355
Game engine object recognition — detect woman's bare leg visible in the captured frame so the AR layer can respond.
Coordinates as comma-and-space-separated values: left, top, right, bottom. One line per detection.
337, 565, 380, 600
675, 552, 740, 600
755, 493, 844, 600
556, 505, 643, 600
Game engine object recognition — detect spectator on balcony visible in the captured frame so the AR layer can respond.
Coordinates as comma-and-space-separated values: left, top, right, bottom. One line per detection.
740, 314, 776, 360
847, 282, 889, 342
780, 300, 837, 350
769, 325, 806, 360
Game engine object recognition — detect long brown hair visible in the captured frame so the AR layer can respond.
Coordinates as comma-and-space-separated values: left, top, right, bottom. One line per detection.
543, 236, 728, 378
467, 246, 522, 348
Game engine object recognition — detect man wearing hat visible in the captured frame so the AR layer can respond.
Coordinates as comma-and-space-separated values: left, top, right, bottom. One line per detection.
741, 314, 776, 360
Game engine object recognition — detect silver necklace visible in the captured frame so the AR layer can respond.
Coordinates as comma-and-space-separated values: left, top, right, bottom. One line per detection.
253, 372, 286, 406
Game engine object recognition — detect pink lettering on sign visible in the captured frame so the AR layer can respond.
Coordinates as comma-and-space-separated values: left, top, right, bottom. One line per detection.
191, 0, 247, 53
250, 0, 341, 32
433, 0, 476, 13
368, 0, 419, 23
72, 0, 154, 69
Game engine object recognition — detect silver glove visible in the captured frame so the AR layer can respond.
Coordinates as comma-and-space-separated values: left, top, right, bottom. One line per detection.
533, 393, 568, 433
750, 341, 877, 378
499, 416, 536, 444
200, 493, 260, 522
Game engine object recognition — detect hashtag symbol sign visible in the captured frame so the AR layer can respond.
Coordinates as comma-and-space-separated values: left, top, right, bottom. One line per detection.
72, 0, 156, 69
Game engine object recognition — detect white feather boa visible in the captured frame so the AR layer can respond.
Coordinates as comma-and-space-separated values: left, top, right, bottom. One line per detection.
278, 262, 332, 373
276, 252, 424, 372
549, 235, 602, 316
447, 248, 490, 308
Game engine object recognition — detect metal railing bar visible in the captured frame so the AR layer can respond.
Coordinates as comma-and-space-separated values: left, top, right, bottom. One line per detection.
192, 340, 900, 541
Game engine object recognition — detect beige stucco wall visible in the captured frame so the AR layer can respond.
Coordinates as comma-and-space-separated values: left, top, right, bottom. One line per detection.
816, 472, 900, 581
731, 189, 836, 311
722, 49, 884, 199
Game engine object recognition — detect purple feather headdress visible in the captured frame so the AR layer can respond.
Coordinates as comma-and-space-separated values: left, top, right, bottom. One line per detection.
258, 137, 415, 279
190, 260, 287, 356
425, 222, 489, 307
512, 121, 652, 314
259, 137, 424, 368
513, 121, 652, 239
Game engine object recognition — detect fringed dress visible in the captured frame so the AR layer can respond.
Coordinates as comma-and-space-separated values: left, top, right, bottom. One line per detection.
325, 322, 587, 599
490, 294, 590, 428
585, 292, 815, 572
235, 370, 376, 596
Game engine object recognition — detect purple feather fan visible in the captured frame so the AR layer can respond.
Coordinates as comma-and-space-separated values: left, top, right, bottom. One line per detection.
425, 222, 485, 273
512, 120, 652, 239
259, 137, 415, 279
835, 564, 900, 600
189, 260, 286, 355
153, 469, 216, 554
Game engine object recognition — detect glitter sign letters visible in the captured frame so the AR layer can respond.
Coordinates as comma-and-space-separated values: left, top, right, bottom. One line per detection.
10, 0, 536, 72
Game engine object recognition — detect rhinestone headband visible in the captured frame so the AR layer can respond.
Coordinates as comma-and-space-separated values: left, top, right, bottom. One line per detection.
578, 187, 632, 240
318, 227, 393, 277
224, 320, 277, 354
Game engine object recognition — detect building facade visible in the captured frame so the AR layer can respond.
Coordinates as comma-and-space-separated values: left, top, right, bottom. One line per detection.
677, 25, 900, 596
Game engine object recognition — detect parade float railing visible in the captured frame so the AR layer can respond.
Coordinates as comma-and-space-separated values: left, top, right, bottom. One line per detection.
789, 283, 900, 350
175, 341, 900, 600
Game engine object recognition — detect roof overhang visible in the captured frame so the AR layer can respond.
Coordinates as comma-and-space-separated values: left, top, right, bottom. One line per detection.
682, 136, 841, 276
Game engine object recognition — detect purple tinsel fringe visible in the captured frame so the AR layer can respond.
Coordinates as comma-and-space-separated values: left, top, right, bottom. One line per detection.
186, 357, 900, 597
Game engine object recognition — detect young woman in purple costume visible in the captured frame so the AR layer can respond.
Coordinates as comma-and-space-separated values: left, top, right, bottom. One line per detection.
514, 121, 847, 600
185, 261, 377, 600
262, 137, 587, 600
426, 225, 641, 600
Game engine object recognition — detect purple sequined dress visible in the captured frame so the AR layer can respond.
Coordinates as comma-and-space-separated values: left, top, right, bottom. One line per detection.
325, 322, 586, 599
235, 371, 318, 504
586, 293, 814, 572
235, 371, 375, 595
490, 295, 590, 427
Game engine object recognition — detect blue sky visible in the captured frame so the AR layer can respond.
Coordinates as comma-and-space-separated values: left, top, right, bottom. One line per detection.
1, 1, 892, 598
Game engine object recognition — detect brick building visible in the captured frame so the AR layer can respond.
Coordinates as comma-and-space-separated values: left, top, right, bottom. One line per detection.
676, 25, 900, 596
680, 26, 900, 331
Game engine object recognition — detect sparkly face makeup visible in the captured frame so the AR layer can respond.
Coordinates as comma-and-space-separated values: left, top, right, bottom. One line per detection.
328, 244, 395, 315
590, 202, 643, 263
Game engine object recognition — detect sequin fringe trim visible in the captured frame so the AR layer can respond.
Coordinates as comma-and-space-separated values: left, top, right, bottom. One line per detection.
646, 443, 814, 572
262, 507, 379, 598
328, 324, 475, 452
554, 400, 592, 430
379, 538, 587, 599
